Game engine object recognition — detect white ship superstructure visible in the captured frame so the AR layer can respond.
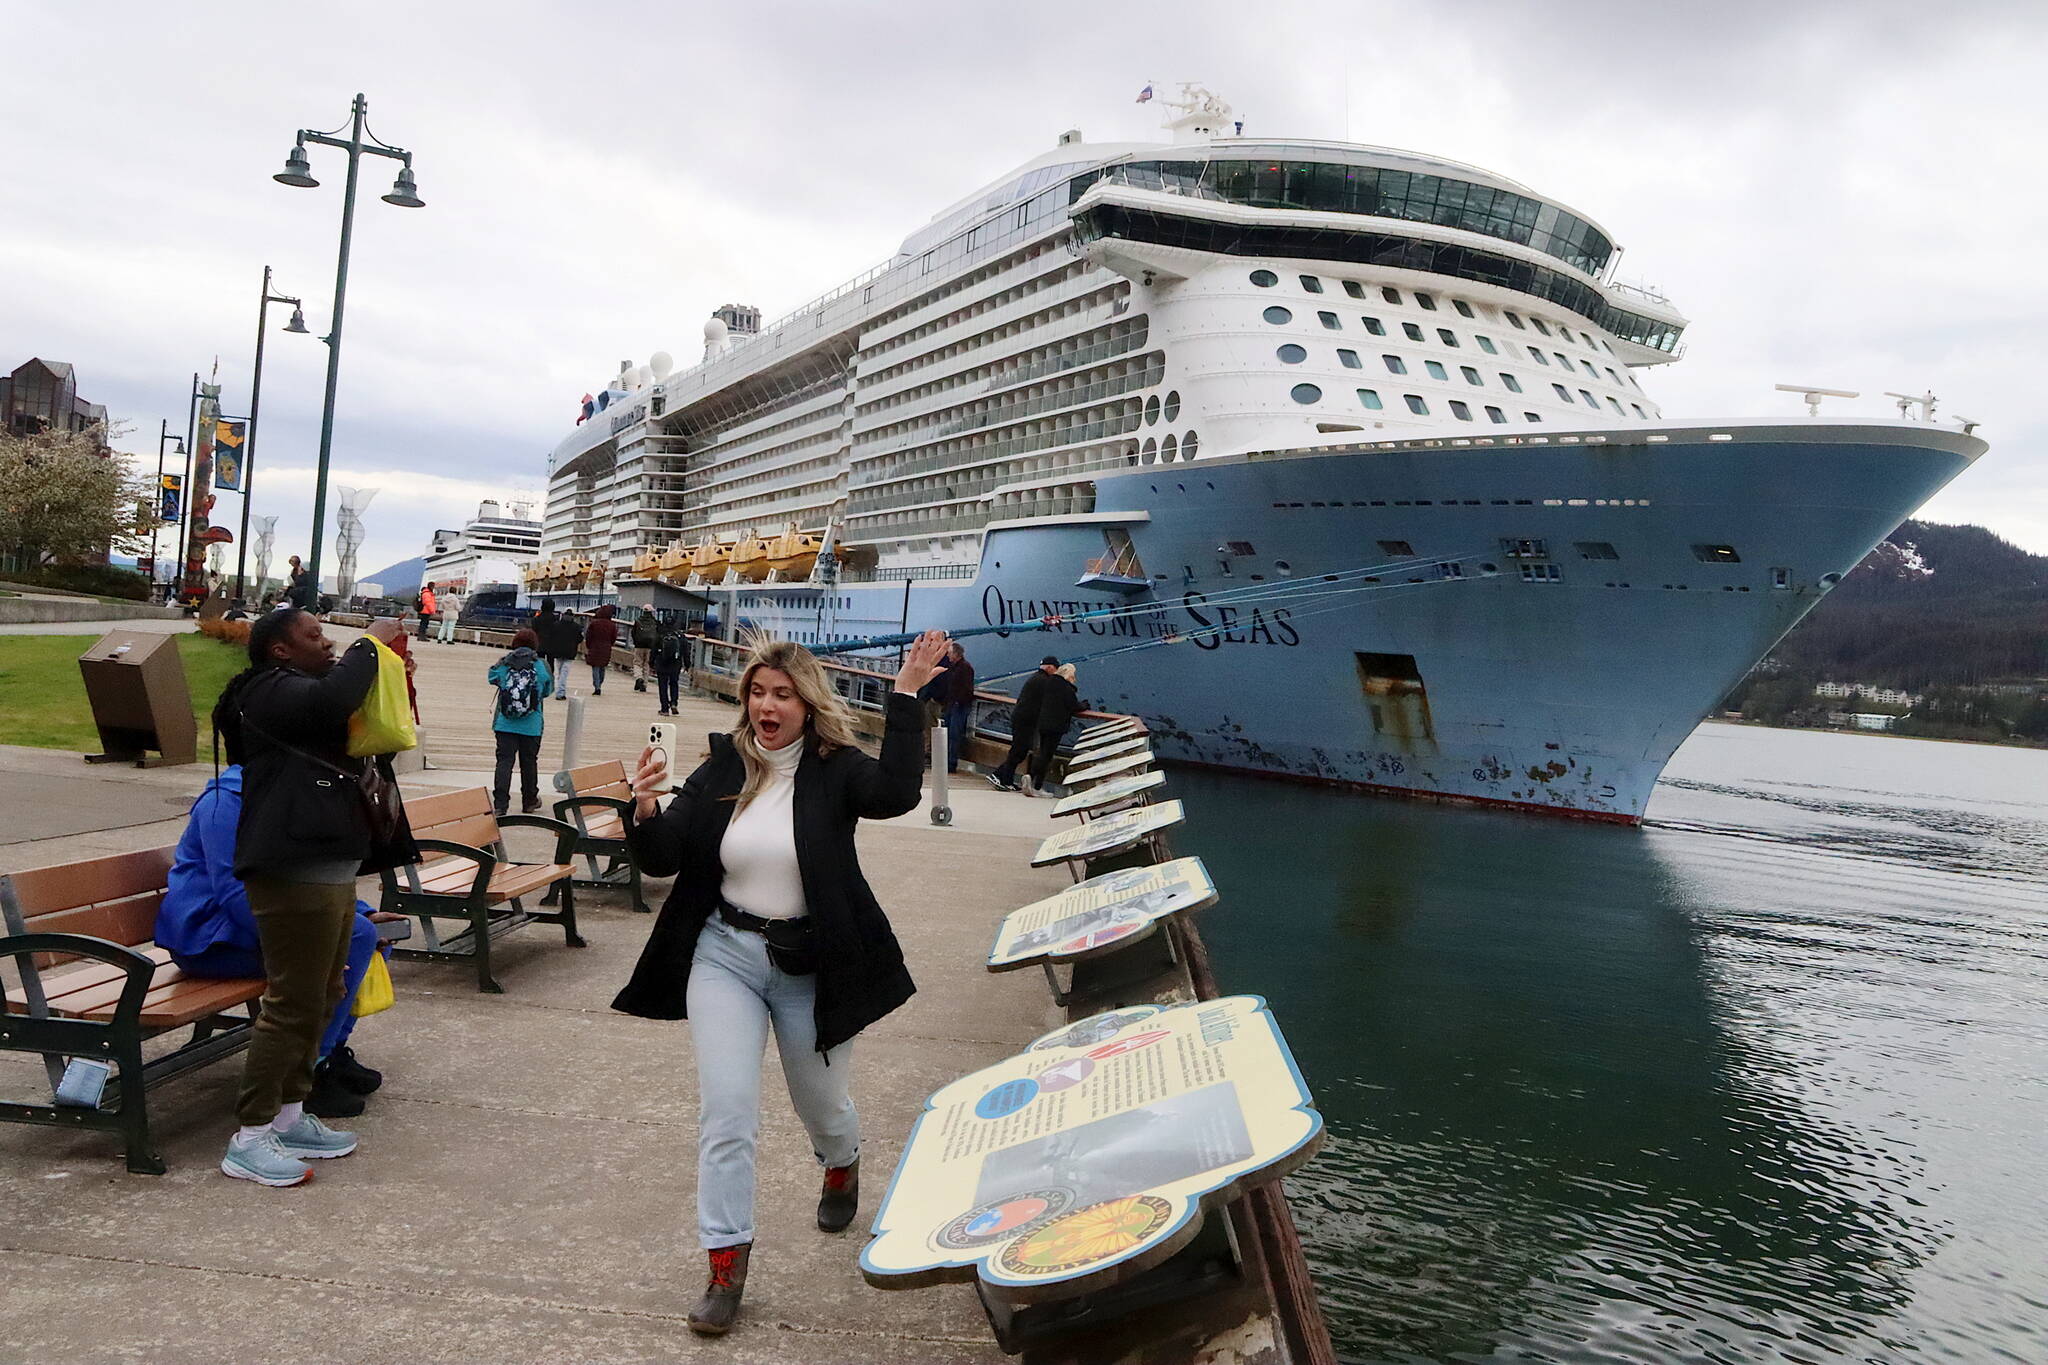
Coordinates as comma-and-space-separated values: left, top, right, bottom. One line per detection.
423, 499, 541, 594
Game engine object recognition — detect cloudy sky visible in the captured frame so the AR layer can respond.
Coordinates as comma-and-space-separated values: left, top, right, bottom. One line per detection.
5, 0, 2043, 580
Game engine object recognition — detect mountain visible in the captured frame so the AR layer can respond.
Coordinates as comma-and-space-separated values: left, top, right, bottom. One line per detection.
1763, 521, 2048, 689
363, 555, 424, 595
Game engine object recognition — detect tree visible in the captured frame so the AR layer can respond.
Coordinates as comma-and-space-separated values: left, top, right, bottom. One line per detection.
0, 423, 157, 572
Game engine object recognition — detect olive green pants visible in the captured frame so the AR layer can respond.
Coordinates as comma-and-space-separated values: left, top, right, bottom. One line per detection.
236, 878, 358, 1126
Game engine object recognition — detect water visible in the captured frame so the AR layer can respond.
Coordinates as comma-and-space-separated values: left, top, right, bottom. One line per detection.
1174, 722, 2048, 1364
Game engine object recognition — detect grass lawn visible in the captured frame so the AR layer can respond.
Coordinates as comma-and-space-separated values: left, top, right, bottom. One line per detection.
0, 632, 247, 752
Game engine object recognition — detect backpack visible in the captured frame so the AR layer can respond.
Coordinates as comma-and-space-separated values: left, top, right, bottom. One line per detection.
496, 660, 540, 720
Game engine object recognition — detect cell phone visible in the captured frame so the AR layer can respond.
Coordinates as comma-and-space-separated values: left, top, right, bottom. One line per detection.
647, 722, 678, 788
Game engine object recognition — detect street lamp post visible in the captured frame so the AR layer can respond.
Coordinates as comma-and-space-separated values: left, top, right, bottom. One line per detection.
175, 372, 200, 583
150, 420, 186, 591
271, 92, 423, 598
235, 265, 309, 602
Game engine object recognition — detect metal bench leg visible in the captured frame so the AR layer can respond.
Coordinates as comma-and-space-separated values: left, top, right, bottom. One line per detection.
557, 878, 587, 948
469, 900, 504, 995
114, 1034, 165, 1176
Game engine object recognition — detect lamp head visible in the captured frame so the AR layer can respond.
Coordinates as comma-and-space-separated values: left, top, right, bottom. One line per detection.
274, 144, 319, 188
175, 439, 187, 456
283, 306, 310, 334
381, 166, 424, 209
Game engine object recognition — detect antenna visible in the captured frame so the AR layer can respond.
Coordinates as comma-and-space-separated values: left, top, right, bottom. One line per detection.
1884, 390, 1939, 421
1774, 383, 1858, 417
335, 487, 378, 599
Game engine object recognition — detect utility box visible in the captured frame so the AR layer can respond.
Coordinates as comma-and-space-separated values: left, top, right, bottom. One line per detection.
77, 631, 196, 768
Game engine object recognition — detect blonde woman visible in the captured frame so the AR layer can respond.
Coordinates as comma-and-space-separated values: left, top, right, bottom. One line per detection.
612, 631, 950, 1335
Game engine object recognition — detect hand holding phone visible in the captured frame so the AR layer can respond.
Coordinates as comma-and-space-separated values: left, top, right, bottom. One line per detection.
634, 722, 679, 817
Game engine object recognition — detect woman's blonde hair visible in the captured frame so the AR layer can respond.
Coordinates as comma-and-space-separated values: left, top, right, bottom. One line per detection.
730, 637, 859, 810
1057, 663, 1076, 682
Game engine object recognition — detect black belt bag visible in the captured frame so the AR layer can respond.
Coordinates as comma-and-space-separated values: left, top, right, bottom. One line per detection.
719, 901, 818, 976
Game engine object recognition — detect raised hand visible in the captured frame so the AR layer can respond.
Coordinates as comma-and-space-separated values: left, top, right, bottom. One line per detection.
893, 629, 952, 696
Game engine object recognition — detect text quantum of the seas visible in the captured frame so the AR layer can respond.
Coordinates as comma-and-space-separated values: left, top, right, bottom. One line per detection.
982, 588, 1302, 651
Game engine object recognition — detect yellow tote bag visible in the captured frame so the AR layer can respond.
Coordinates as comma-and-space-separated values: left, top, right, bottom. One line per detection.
352, 950, 395, 1017
346, 638, 419, 756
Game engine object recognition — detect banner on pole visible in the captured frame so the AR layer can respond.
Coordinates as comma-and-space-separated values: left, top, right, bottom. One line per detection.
158, 474, 182, 523
213, 418, 248, 491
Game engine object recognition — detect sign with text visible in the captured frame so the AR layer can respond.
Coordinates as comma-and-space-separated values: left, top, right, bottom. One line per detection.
987, 856, 1216, 971
1048, 768, 1166, 818
1031, 799, 1183, 868
1064, 748, 1156, 788
861, 996, 1322, 1298
1068, 734, 1150, 766
1071, 719, 1143, 752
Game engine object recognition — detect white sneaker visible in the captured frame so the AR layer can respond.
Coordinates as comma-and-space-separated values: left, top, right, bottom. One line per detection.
221, 1130, 313, 1187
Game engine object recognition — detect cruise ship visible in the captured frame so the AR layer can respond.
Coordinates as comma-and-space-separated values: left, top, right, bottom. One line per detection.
536, 86, 1985, 822
423, 499, 541, 597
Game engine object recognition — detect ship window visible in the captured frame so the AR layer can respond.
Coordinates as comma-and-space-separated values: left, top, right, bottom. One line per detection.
1402, 322, 1424, 342
1424, 360, 1448, 381
1263, 305, 1293, 325
1503, 538, 1549, 558
1437, 328, 1460, 347
1415, 292, 1438, 311
1383, 355, 1408, 375
1378, 539, 1415, 555
1504, 311, 1527, 330
1579, 389, 1599, 408
1145, 395, 1161, 424
1607, 396, 1627, 416
1142, 437, 1157, 461
1355, 652, 1435, 744
1552, 383, 1573, 401
1381, 286, 1402, 304
1692, 544, 1742, 563
1299, 275, 1324, 293
1449, 400, 1473, 421
1531, 318, 1552, 336
1631, 403, 1647, 418
1770, 566, 1791, 589
1520, 562, 1562, 582
1291, 383, 1323, 405
1453, 300, 1475, 318
1525, 411, 1543, 422
1404, 394, 1429, 414
1319, 311, 1342, 330
1162, 434, 1178, 460
1581, 360, 1600, 380
1485, 405, 1507, 423
1164, 390, 1182, 421
1575, 541, 1620, 560
1277, 343, 1308, 364
1357, 388, 1384, 410
1461, 366, 1483, 386
1475, 335, 1498, 355
1361, 316, 1386, 336
1555, 352, 1573, 370
1500, 373, 1524, 393
1250, 269, 1278, 287
1530, 348, 1550, 365
1343, 280, 1366, 299
1182, 431, 1199, 458
1606, 367, 1622, 384
1338, 349, 1363, 369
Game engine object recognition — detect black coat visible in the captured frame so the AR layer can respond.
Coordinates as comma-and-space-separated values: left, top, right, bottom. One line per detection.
232, 638, 417, 878
612, 691, 925, 1053
1010, 668, 1054, 732
1034, 676, 1088, 736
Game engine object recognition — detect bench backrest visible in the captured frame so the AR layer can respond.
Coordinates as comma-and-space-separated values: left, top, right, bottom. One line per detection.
560, 759, 631, 803
0, 845, 177, 965
401, 786, 502, 851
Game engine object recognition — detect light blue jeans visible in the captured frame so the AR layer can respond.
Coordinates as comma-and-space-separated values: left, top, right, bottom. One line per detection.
687, 915, 858, 1249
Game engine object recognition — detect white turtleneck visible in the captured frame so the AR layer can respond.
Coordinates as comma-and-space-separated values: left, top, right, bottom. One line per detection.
718, 736, 808, 919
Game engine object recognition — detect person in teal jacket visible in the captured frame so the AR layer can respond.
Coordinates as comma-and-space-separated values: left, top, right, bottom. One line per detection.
155, 765, 383, 1119
487, 627, 553, 815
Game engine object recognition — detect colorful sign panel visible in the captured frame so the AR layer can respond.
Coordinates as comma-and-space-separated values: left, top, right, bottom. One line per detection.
1064, 749, 1156, 788
212, 418, 248, 491
1049, 769, 1166, 818
1031, 799, 1184, 868
861, 996, 1322, 1298
158, 474, 182, 523
987, 856, 1216, 971
1071, 720, 1143, 752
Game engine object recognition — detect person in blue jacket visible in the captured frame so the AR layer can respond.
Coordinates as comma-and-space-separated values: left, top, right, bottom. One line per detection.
156, 765, 385, 1119
486, 627, 553, 815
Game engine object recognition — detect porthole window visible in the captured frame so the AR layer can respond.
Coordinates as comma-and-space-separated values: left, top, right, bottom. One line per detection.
1504, 311, 1527, 330
1290, 383, 1323, 405
1524, 411, 1543, 423
1552, 383, 1572, 401
1424, 360, 1448, 381
1475, 335, 1498, 355
1162, 434, 1178, 460
1299, 275, 1324, 293
1531, 348, 1551, 365
1415, 292, 1437, 311
1554, 353, 1572, 370
1453, 300, 1475, 318
1579, 389, 1599, 408
1402, 322, 1425, 342
1342, 281, 1366, 299
1461, 366, 1483, 386
1142, 437, 1158, 460
1381, 286, 1402, 304
1361, 316, 1386, 336
1606, 396, 1627, 416
1277, 343, 1308, 364
1606, 367, 1622, 384
1163, 390, 1181, 421
1531, 318, 1552, 337
1449, 400, 1473, 421
1383, 355, 1408, 375
1337, 349, 1362, 369
1262, 305, 1293, 325
1145, 395, 1161, 424
1182, 431, 1199, 458
1631, 403, 1647, 418
1319, 311, 1342, 330
1500, 373, 1524, 393
1357, 388, 1384, 410
1404, 394, 1429, 415
1485, 405, 1507, 423
1249, 269, 1278, 287
1437, 328, 1460, 347
1275, 560, 1293, 575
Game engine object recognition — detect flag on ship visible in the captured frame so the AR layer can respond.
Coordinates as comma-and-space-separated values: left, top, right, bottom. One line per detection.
1135, 84, 1153, 104
578, 393, 594, 424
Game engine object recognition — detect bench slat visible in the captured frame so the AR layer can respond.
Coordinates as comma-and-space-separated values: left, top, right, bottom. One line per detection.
125, 977, 265, 1029
3, 846, 177, 922
401, 786, 493, 829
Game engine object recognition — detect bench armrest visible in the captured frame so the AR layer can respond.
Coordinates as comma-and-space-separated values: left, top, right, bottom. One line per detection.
554, 794, 633, 830
0, 933, 156, 1026
384, 838, 496, 903
495, 815, 580, 865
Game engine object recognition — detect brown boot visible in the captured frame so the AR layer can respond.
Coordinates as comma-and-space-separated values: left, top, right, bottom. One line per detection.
817, 1158, 859, 1233
688, 1243, 750, 1336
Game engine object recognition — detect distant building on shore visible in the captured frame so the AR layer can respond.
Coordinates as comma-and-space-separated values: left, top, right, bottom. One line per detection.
1, 358, 108, 444
1814, 681, 1922, 706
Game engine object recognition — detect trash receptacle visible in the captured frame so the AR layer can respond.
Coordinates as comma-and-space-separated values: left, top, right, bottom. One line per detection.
77, 630, 196, 768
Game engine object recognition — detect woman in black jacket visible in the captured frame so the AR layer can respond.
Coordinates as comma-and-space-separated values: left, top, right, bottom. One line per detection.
614, 629, 949, 1335
1027, 663, 1089, 794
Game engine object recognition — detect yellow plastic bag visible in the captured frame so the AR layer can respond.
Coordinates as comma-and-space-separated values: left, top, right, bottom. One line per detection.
351, 950, 395, 1017
347, 638, 418, 756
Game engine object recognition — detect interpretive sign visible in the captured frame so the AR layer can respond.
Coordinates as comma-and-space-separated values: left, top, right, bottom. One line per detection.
987, 856, 1216, 971
1030, 799, 1184, 868
1049, 769, 1166, 818
861, 995, 1322, 1298
1064, 749, 1155, 788
1071, 734, 1151, 765
1072, 719, 1143, 751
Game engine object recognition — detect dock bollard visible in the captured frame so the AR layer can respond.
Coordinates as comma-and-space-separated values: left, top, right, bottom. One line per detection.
562, 696, 585, 773
929, 723, 952, 826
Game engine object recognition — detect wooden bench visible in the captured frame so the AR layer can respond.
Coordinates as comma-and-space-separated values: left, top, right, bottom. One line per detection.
0, 846, 264, 1174
379, 788, 585, 994
550, 759, 651, 914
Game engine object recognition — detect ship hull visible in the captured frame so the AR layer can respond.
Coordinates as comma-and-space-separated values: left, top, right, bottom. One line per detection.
712, 423, 1979, 822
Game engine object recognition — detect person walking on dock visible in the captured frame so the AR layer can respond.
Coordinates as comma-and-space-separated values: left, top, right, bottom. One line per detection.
630, 609, 657, 692
435, 586, 464, 643
653, 615, 688, 716
612, 630, 949, 1336
537, 603, 580, 700
487, 627, 552, 816
416, 582, 438, 640
1026, 663, 1088, 795
987, 656, 1060, 792
583, 604, 619, 696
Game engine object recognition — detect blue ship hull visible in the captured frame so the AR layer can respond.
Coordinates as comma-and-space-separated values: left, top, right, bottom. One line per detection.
721, 423, 1981, 822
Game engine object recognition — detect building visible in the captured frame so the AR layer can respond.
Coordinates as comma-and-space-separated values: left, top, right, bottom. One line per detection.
1814, 681, 1922, 706
0, 358, 108, 442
